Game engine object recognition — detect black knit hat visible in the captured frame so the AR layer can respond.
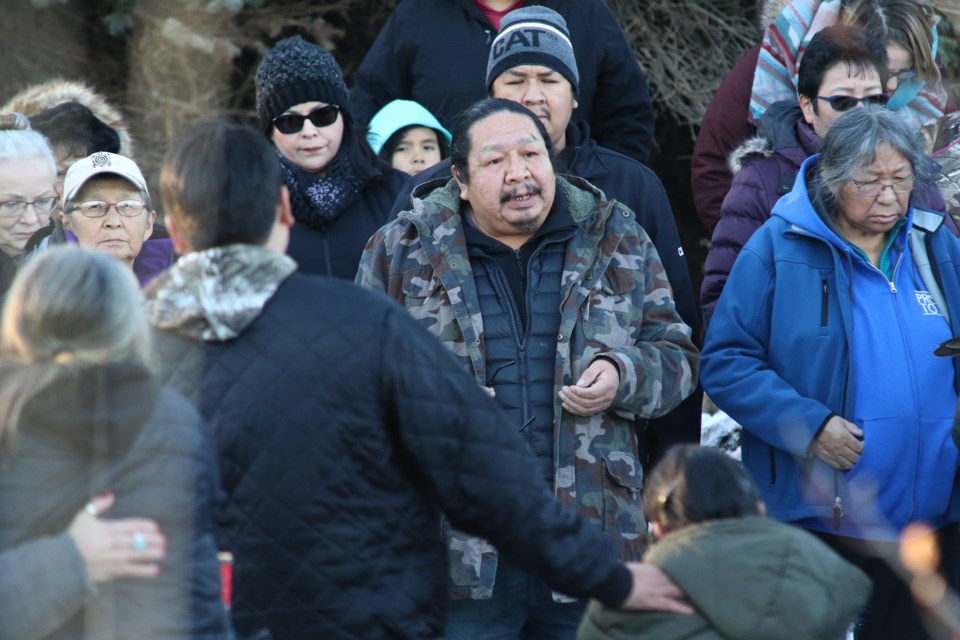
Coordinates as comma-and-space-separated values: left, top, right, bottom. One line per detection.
255, 36, 350, 132
485, 6, 580, 97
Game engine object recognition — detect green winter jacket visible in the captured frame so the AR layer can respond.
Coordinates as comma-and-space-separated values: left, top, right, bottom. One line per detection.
357, 175, 698, 599
577, 517, 872, 640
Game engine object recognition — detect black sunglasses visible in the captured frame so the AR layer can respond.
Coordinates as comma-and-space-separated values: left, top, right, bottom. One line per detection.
815, 94, 889, 112
272, 105, 340, 134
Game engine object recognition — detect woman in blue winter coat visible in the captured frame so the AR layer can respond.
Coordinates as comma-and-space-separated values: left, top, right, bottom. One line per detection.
701, 104, 960, 640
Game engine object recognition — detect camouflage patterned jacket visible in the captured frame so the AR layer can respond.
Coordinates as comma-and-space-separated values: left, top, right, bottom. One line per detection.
357, 175, 699, 599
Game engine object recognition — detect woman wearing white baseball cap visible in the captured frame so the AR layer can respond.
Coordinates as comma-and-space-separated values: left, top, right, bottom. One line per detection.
29, 150, 176, 287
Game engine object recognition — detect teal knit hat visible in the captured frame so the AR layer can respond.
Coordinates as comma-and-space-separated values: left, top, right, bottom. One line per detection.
366, 100, 452, 155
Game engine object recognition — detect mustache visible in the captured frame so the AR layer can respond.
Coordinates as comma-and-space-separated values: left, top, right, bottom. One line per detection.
500, 184, 542, 203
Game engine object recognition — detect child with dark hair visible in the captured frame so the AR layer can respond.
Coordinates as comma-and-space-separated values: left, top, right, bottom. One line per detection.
577, 445, 872, 640
367, 100, 451, 176
29, 102, 121, 200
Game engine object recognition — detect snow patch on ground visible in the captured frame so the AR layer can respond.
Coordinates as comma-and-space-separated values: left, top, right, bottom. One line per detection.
700, 411, 741, 461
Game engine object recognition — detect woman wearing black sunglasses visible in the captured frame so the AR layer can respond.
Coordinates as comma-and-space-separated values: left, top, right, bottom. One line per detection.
255, 36, 405, 280
701, 25, 950, 326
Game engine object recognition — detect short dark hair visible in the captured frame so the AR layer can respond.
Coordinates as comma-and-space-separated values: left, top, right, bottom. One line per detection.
378, 124, 450, 165
29, 102, 121, 159
160, 120, 281, 250
449, 98, 554, 184
642, 445, 762, 535
798, 25, 889, 111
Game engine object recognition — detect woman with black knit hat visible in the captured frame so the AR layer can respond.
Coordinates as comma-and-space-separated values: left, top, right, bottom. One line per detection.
255, 35, 405, 279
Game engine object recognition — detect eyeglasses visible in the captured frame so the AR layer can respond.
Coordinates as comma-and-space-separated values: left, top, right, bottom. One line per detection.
272, 105, 341, 135
851, 177, 914, 197
890, 67, 917, 85
71, 200, 146, 218
0, 197, 58, 218
816, 94, 890, 112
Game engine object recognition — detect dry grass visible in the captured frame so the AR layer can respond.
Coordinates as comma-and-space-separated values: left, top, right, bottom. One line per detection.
607, 0, 758, 129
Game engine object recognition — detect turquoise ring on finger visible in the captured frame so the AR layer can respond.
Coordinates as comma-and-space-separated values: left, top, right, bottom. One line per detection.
131, 531, 148, 551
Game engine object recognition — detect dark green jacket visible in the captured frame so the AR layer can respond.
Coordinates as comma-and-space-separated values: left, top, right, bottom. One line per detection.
577, 517, 871, 640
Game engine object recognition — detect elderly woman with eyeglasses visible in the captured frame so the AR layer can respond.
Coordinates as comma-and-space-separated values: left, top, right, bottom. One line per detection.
702, 104, 960, 639
254, 36, 404, 280
0, 114, 58, 295
52, 151, 175, 287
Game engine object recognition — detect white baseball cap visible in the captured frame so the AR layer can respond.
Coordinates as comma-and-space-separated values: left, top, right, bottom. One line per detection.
62, 152, 149, 208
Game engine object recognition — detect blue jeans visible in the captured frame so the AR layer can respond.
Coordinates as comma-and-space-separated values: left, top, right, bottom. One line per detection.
445, 561, 586, 640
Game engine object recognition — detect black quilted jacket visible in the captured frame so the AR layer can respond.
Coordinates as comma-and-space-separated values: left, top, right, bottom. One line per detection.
153, 272, 631, 640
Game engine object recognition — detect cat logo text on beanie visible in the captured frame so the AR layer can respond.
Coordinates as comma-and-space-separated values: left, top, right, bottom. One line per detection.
491, 22, 572, 59
484, 6, 580, 98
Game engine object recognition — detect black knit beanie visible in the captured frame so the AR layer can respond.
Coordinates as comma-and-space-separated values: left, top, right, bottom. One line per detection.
485, 7, 580, 97
255, 36, 350, 132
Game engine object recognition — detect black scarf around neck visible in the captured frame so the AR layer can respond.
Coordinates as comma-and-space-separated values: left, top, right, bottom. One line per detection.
276, 147, 367, 228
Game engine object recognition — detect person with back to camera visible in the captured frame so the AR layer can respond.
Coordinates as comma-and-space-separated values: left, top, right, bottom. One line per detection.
701, 104, 960, 640
254, 35, 405, 279
367, 99, 452, 177
0, 492, 171, 640
0, 245, 233, 639
691, 0, 951, 235
350, 0, 656, 165
145, 118, 692, 640
577, 444, 872, 640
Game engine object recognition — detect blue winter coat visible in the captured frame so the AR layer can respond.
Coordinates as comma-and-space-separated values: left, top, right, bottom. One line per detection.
702, 156, 960, 540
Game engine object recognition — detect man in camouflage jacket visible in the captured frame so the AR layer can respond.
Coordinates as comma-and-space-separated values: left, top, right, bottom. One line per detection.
357, 99, 698, 636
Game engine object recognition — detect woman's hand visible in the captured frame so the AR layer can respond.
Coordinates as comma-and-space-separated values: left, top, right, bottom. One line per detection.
67, 494, 166, 583
811, 416, 863, 470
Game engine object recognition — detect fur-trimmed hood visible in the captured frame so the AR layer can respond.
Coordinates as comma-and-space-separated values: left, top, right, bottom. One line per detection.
728, 135, 774, 175
726, 100, 818, 174
2, 79, 134, 157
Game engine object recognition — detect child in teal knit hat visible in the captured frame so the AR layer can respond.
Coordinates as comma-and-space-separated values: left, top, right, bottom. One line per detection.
367, 100, 451, 176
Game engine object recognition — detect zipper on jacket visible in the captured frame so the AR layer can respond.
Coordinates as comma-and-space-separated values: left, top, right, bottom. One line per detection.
833, 472, 843, 531
768, 446, 776, 485
320, 227, 333, 276
820, 279, 829, 326
875, 249, 905, 294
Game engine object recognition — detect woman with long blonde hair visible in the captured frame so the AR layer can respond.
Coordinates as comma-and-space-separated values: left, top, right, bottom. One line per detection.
0, 246, 233, 639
